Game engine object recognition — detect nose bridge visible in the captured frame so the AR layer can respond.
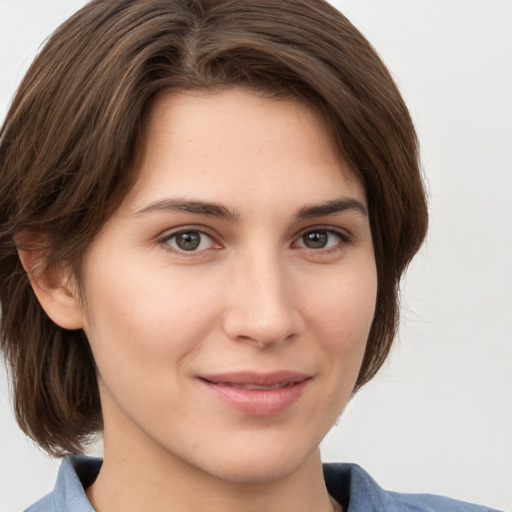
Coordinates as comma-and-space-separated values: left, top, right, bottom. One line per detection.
223, 244, 299, 346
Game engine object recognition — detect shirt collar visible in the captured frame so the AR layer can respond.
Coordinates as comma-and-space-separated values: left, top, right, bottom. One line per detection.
54, 456, 393, 512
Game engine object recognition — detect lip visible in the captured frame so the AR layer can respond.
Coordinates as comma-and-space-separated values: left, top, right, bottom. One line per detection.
198, 371, 311, 416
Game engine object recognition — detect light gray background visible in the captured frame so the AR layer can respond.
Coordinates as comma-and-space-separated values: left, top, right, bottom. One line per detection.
1, 1, 511, 510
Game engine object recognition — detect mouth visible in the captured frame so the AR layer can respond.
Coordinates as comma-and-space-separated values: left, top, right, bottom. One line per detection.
199, 370, 310, 388
204, 381, 299, 391
198, 371, 311, 416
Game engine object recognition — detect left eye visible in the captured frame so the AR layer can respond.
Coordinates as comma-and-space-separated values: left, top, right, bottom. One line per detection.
162, 230, 216, 252
294, 229, 346, 250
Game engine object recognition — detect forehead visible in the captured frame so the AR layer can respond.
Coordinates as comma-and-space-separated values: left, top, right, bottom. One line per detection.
120, 88, 366, 214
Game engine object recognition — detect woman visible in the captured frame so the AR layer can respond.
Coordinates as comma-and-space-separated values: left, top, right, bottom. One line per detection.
0, 1, 502, 511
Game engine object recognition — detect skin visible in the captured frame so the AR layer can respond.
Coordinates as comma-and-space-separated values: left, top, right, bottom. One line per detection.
28, 89, 377, 512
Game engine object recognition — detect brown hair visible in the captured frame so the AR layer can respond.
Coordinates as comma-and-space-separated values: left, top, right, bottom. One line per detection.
0, 0, 427, 456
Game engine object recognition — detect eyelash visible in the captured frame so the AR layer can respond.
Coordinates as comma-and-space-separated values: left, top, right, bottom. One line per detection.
292, 226, 353, 256
159, 228, 219, 256
158, 226, 353, 256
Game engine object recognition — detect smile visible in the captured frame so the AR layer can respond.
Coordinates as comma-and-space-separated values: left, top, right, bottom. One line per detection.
198, 372, 311, 416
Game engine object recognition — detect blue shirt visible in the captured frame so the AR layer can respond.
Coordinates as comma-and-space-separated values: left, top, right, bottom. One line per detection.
25, 455, 501, 512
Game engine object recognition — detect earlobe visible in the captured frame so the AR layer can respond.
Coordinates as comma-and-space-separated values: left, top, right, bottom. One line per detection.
17, 248, 84, 331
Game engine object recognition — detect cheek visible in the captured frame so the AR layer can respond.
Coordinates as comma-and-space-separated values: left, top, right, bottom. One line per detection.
80, 257, 225, 375
300, 261, 377, 337
79, 267, 218, 425
298, 262, 377, 388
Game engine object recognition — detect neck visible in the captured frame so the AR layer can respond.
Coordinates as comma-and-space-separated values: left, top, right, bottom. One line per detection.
87, 432, 339, 512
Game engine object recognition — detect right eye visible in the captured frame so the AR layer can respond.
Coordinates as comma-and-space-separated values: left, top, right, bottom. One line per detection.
161, 229, 217, 253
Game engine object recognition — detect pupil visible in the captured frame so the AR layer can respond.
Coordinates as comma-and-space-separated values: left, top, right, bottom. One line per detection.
304, 231, 327, 249
176, 232, 200, 251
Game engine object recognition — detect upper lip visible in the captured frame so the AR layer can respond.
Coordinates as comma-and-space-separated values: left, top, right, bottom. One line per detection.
199, 371, 311, 387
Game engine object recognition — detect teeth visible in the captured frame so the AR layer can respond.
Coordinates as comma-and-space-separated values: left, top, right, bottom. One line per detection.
217, 382, 291, 390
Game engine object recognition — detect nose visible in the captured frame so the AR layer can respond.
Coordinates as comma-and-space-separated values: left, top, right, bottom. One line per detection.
222, 250, 303, 348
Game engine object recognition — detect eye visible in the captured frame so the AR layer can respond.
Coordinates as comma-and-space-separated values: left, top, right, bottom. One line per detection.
161, 229, 217, 253
294, 228, 349, 250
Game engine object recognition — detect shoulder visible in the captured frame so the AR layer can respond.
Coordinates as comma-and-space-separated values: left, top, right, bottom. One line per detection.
24, 493, 55, 512
323, 463, 502, 512
24, 455, 101, 512
388, 490, 500, 512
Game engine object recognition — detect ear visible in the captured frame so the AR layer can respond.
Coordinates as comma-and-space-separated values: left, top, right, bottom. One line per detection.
17, 247, 84, 330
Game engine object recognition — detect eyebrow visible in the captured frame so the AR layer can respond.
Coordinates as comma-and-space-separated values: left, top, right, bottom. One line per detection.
134, 198, 240, 221
134, 196, 367, 221
296, 198, 368, 219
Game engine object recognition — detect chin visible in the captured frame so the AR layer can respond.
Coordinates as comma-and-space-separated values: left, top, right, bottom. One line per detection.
196, 442, 320, 485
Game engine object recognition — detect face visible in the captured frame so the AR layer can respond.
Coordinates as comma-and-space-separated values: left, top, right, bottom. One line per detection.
77, 89, 377, 483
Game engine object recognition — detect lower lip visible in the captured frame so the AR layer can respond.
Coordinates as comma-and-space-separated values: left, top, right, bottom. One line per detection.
200, 379, 310, 416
